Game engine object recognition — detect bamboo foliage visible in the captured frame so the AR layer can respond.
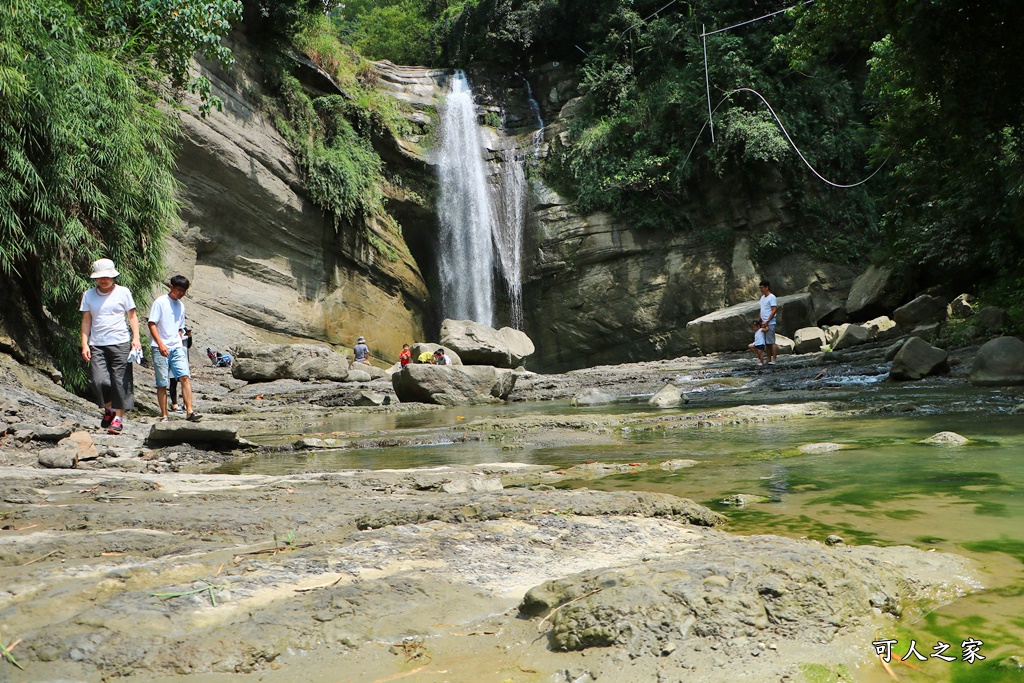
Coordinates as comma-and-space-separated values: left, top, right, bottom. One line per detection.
0, 0, 238, 386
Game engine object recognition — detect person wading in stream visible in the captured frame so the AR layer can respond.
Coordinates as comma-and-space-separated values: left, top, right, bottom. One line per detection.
79, 258, 142, 435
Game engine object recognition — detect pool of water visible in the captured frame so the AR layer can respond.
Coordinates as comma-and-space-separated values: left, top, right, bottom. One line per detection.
214, 393, 1024, 681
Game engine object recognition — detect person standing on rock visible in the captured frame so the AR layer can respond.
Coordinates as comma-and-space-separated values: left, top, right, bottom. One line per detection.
399, 343, 412, 367
148, 275, 202, 423
354, 336, 370, 365
79, 258, 142, 434
759, 279, 779, 365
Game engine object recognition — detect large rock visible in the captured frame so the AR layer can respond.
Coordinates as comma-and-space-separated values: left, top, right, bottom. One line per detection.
391, 364, 517, 405
685, 293, 814, 354
793, 327, 826, 354
970, 336, 1024, 386
948, 293, 975, 318
832, 323, 872, 351
571, 388, 615, 406
231, 344, 350, 382
439, 319, 535, 368
893, 295, 948, 328
146, 422, 249, 450
888, 336, 949, 381
846, 265, 899, 320
974, 306, 1010, 331
649, 384, 684, 408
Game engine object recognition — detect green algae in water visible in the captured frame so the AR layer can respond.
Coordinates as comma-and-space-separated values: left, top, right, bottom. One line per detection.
962, 538, 1024, 566
799, 663, 855, 682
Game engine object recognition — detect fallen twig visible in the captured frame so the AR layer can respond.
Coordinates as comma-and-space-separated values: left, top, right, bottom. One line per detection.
295, 575, 345, 593
20, 549, 57, 566
537, 588, 603, 631
150, 581, 224, 607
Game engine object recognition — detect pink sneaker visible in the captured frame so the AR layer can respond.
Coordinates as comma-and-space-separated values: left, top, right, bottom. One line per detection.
107, 417, 123, 434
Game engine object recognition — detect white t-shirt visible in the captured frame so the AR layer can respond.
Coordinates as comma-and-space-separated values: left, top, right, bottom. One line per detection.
148, 294, 185, 350
80, 285, 136, 346
436, 354, 452, 366
753, 328, 766, 346
760, 293, 778, 325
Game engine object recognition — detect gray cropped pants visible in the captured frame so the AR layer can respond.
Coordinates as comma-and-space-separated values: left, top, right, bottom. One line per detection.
89, 342, 134, 411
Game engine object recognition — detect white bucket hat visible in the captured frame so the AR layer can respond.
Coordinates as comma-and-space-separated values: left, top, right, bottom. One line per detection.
90, 258, 120, 279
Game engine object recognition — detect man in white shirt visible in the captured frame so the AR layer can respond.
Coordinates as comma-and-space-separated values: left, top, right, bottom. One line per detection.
148, 275, 201, 422
758, 279, 779, 365
79, 258, 141, 434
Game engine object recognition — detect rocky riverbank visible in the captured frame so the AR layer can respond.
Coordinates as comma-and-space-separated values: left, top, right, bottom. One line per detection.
0, 341, 995, 682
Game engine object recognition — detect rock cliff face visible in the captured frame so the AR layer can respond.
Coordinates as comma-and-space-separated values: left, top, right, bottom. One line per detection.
164, 35, 434, 364
164, 40, 856, 374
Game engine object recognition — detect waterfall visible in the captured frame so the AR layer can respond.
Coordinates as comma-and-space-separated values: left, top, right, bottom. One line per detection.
436, 71, 496, 326
492, 80, 545, 330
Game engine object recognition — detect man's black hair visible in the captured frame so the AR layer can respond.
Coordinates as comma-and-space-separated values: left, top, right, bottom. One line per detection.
759, 279, 770, 288
170, 274, 190, 290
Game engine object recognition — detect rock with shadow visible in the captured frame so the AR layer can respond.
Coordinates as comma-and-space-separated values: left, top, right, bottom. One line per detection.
391, 364, 517, 405
888, 336, 949, 381
146, 421, 252, 450
231, 343, 350, 382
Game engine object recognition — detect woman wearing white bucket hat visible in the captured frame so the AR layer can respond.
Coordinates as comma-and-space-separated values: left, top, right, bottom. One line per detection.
79, 258, 142, 434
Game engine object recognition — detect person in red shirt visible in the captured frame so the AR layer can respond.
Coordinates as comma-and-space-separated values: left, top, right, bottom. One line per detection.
399, 343, 412, 367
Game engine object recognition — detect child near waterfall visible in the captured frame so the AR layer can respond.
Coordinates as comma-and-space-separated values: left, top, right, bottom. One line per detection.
749, 320, 767, 366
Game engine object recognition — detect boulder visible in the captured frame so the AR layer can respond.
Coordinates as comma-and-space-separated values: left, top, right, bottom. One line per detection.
865, 316, 898, 340
439, 319, 535, 367
884, 339, 907, 362
824, 324, 845, 347
649, 384, 684, 408
832, 324, 872, 351
349, 362, 387, 379
893, 295, 948, 328
7, 423, 73, 442
684, 293, 814, 354
231, 344, 349, 382
974, 306, 1010, 331
38, 447, 77, 469
920, 431, 969, 446
910, 322, 941, 342
775, 334, 795, 355
410, 342, 463, 366
888, 337, 949, 381
846, 265, 899, 320
948, 293, 975, 319
793, 327, 826, 354
571, 388, 615, 407
353, 391, 387, 406
970, 336, 1024, 386
345, 369, 373, 383
391, 364, 517, 405
146, 422, 249, 450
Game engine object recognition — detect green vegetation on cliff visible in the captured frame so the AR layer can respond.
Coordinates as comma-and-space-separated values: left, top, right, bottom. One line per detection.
0, 0, 240, 386
340, 0, 1023, 296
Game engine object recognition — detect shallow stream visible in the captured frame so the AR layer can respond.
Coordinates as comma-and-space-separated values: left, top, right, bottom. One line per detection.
215, 385, 1024, 682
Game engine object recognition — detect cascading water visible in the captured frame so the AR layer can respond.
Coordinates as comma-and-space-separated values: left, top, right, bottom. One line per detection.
492, 80, 545, 330
436, 71, 496, 326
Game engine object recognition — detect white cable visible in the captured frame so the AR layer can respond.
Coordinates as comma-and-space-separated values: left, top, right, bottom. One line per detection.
700, 1, 814, 38
682, 87, 891, 188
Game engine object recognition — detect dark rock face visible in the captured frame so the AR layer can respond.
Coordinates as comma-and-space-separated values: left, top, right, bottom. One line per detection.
888, 336, 949, 381
232, 344, 350, 382
391, 364, 517, 405
970, 336, 1024, 386
893, 295, 948, 328
846, 265, 901, 321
